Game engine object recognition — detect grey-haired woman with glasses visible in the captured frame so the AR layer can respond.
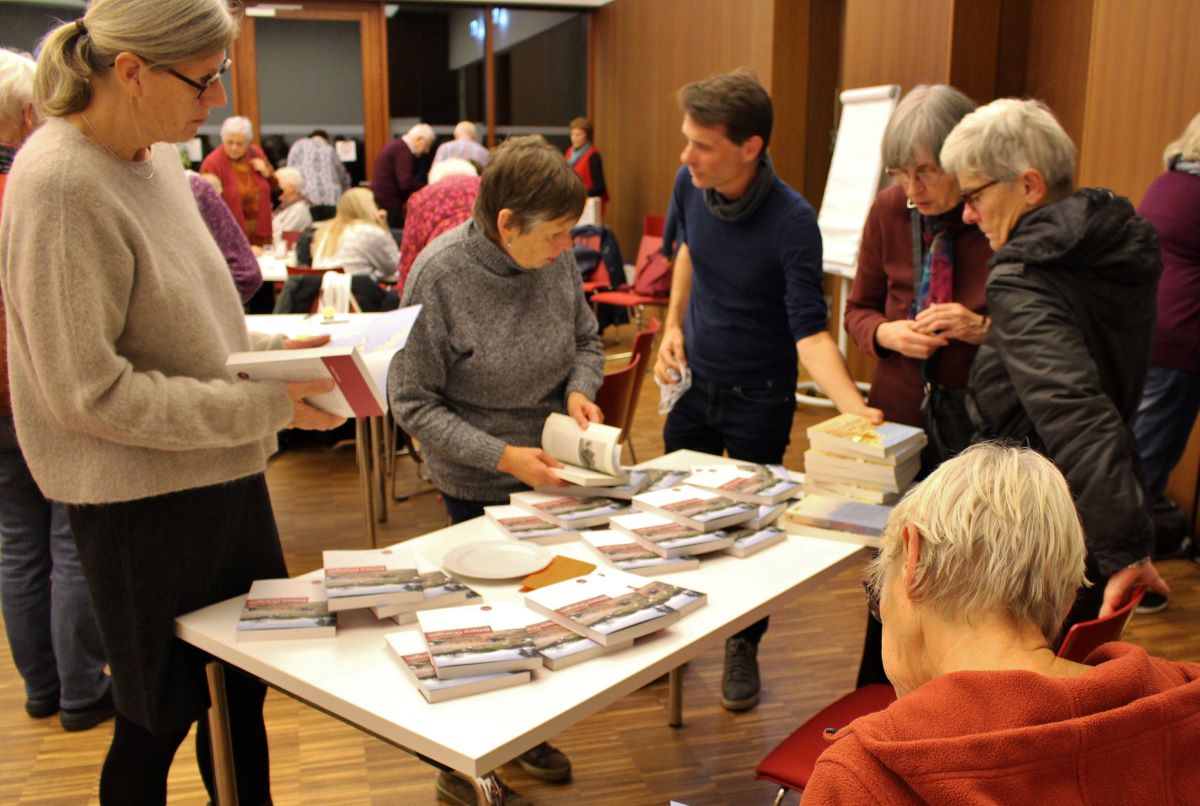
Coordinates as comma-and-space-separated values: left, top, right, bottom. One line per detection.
0, 1, 342, 802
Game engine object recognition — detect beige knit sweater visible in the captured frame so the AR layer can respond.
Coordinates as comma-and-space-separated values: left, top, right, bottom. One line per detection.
0, 118, 294, 504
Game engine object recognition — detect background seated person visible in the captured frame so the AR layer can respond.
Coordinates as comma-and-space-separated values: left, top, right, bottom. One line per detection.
390, 135, 605, 803
394, 157, 480, 298
309, 187, 397, 283
804, 443, 1200, 804
271, 166, 312, 245
185, 170, 262, 306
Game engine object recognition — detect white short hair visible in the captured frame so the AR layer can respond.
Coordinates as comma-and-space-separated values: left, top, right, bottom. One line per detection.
881, 84, 976, 169
866, 443, 1088, 643
0, 48, 36, 131
940, 98, 1076, 197
221, 115, 254, 141
453, 120, 478, 142
429, 158, 477, 184
1163, 112, 1200, 166
406, 122, 435, 143
274, 166, 302, 190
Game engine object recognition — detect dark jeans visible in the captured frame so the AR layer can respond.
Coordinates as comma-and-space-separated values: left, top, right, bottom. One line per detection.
664, 372, 795, 646
442, 493, 507, 526
1133, 363, 1200, 502
310, 204, 336, 222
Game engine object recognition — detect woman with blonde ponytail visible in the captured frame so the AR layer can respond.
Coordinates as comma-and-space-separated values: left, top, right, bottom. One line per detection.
0, 2, 343, 803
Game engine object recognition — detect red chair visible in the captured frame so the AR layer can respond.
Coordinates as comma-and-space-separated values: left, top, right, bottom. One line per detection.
281, 229, 303, 249
590, 234, 669, 332
754, 586, 1148, 804
617, 318, 659, 464
582, 259, 611, 294
593, 354, 641, 448
644, 214, 665, 238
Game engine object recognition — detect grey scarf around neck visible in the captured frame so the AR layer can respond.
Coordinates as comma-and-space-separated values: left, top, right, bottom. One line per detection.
703, 153, 776, 222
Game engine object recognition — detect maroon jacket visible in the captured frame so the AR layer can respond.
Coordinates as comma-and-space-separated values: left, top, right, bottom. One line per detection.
845, 184, 993, 426
1137, 169, 1200, 373
199, 144, 275, 246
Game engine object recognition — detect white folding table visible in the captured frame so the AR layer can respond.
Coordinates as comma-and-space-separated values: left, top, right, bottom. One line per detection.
176, 450, 865, 804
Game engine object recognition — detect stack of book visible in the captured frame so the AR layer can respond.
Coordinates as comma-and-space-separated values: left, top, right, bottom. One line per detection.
630, 485, 757, 532
609, 510, 737, 558
784, 493, 892, 548
509, 490, 630, 530
682, 462, 801, 505
322, 548, 424, 612
524, 567, 706, 646
385, 629, 532, 703
370, 560, 482, 624
415, 601, 544, 681
236, 578, 336, 641
581, 530, 701, 575
803, 414, 927, 504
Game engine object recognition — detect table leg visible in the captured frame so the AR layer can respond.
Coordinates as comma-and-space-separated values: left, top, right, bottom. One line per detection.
355, 418, 377, 548
370, 415, 387, 523
668, 665, 684, 727
205, 661, 239, 806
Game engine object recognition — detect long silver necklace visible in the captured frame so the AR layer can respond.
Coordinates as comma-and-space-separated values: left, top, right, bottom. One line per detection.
78, 112, 155, 180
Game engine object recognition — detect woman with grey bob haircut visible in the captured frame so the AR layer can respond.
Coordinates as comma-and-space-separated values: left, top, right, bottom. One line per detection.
2, 1, 343, 802
939, 97, 1169, 632
802, 443, 1200, 804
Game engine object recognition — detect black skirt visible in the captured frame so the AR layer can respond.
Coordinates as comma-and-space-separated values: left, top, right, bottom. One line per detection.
68, 473, 287, 735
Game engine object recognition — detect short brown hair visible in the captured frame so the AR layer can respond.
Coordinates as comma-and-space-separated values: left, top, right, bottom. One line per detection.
568, 116, 593, 140
473, 135, 585, 243
677, 68, 773, 149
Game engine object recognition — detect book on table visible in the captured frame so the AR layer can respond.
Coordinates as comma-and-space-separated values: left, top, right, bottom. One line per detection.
804, 449, 921, 493
783, 494, 892, 548
581, 529, 701, 575
801, 479, 900, 506
630, 485, 756, 532
609, 510, 736, 558
370, 561, 479, 619
722, 525, 788, 559
744, 502, 787, 530
539, 467, 689, 500
236, 578, 336, 641
525, 618, 611, 671
483, 504, 579, 545
806, 413, 927, 460
322, 548, 423, 612
509, 490, 629, 529
417, 602, 543, 680
682, 462, 801, 505
540, 412, 626, 486
385, 630, 531, 703
226, 344, 385, 418
523, 568, 706, 646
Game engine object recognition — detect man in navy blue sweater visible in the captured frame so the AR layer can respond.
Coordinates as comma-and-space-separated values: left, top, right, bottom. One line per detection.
656, 69, 881, 712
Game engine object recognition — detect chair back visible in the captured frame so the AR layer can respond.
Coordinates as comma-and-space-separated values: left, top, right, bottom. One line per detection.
1056, 586, 1146, 663
593, 353, 641, 441
644, 215, 665, 238
621, 318, 660, 434
281, 229, 303, 249
282, 265, 345, 313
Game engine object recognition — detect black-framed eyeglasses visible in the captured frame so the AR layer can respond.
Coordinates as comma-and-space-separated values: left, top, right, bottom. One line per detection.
166, 56, 231, 99
862, 579, 881, 623
960, 179, 1000, 209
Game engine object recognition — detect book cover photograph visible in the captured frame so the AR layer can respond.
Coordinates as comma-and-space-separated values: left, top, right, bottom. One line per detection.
484, 504, 578, 544
684, 462, 801, 505
525, 618, 609, 670
509, 491, 629, 528
525, 569, 703, 645
806, 413, 926, 459
322, 548, 423, 612
631, 485, 755, 531
610, 511, 735, 557
417, 602, 542, 679
370, 567, 478, 619
384, 630, 531, 703
582, 529, 701, 574
785, 494, 892, 537
237, 578, 335, 640
722, 526, 787, 559
540, 412, 626, 486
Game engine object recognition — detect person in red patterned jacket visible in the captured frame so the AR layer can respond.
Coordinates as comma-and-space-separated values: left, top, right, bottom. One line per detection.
395, 157, 480, 297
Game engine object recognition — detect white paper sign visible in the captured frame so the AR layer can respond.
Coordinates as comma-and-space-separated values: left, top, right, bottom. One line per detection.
335, 139, 357, 163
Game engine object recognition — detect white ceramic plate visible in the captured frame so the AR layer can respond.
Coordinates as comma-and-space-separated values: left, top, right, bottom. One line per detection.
442, 541, 554, 580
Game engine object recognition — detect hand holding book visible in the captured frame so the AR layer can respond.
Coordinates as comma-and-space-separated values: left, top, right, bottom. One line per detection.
498, 446, 568, 489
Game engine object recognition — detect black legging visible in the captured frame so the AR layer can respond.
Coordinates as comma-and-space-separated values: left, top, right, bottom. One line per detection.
99, 668, 271, 806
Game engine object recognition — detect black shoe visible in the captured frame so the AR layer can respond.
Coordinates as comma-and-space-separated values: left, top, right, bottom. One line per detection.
25, 692, 59, 719
435, 770, 530, 806
721, 637, 760, 711
515, 740, 571, 782
60, 685, 114, 732
1136, 591, 1169, 615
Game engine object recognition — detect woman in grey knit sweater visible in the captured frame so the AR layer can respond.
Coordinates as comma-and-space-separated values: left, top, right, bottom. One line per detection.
389, 135, 605, 801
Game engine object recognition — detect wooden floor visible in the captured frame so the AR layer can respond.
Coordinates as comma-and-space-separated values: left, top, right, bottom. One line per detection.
2, 323, 1199, 805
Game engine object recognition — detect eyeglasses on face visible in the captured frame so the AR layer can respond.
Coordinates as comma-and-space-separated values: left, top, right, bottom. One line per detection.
862, 578, 881, 623
886, 164, 943, 187
959, 179, 1001, 209
166, 56, 231, 99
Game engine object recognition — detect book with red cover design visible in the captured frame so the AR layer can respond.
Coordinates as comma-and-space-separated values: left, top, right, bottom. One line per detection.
226, 344, 385, 418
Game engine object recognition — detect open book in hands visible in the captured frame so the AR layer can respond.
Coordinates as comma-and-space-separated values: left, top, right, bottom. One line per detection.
540, 412, 626, 486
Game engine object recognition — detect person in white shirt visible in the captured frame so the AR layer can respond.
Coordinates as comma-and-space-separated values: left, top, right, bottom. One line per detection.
311, 187, 398, 282
271, 166, 312, 244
